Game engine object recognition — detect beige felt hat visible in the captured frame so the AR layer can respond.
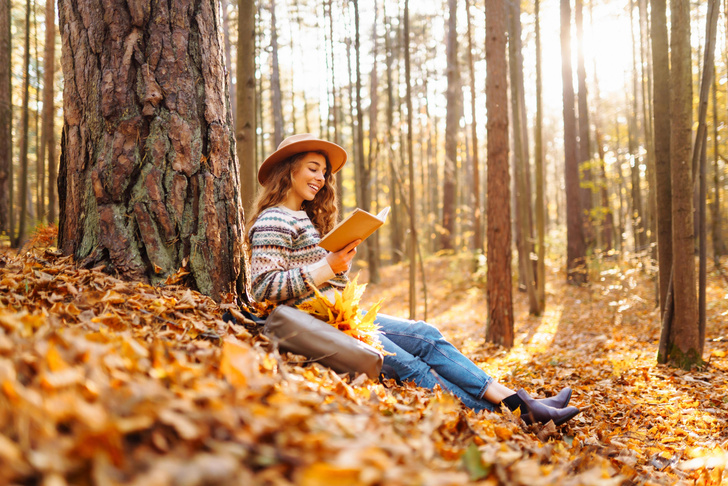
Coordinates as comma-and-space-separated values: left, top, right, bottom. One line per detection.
258, 133, 347, 185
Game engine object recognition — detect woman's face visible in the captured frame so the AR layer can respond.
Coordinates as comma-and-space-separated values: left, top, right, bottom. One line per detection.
285, 152, 327, 209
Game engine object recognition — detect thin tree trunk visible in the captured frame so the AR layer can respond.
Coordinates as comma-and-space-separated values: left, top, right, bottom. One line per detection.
256, 3, 265, 165
15, 0, 32, 247
326, 0, 343, 217
270, 0, 284, 146
650, 0, 671, 312
692, 0, 719, 357
712, 71, 724, 263
383, 1, 401, 263
238, 0, 257, 219
442, 0, 459, 251
561, 0, 586, 283
485, 0, 514, 347
575, 0, 592, 248
403, 0, 417, 319
465, 0, 481, 250
639, 0, 656, 252
33, 0, 43, 224
629, 0, 645, 253
42, 0, 56, 224
508, 2, 538, 313
368, 0, 381, 283
222, 0, 235, 124
353, 0, 370, 270
535, 0, 545, 311
58, 0, 245, 301
666, 0, 700, 368
0, 0, 11, 235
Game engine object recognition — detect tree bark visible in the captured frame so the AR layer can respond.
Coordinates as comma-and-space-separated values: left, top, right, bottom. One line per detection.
465, 0, 481, 251
40, 0, 57, 224
383, 2, 402, 263
221, 0, 235, 123
666, 0, 700, 368
693, 0, 719, 358
712, 72, 724, 263
14, 0, 32, 247
561, 0, 586, 283
352, 0, 371, 274
269, 0, 284, 147
0, 0, 11, 236
368, 0, 381, 284
575, 0, 592, 248
534, 0, 545, 311
508, 2, 538, 314
650, 0, 671, 306
58, 0, 244, 302
485, 0, 514, 347
638, 0, 656, 253
237, 0, 256, 219
442, 0, 459, 251
326, 0, 343, 218
629, 0, 645, 253
404, 0, 417, 319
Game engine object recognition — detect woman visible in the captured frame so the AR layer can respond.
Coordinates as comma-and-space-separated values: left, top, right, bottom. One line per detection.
248, 134, 580, 426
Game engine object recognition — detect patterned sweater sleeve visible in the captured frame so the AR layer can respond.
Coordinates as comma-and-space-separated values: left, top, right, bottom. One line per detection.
249, 210, 336, 303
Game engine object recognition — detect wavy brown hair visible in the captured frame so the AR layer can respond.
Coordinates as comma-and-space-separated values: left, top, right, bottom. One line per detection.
246, 151, 339, 238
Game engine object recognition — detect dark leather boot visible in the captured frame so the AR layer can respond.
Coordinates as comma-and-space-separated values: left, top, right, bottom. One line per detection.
536, 386, 572, 409
516, 389, 580, 426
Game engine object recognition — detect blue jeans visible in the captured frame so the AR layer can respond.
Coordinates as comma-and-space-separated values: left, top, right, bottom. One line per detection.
375, 313, 497, 412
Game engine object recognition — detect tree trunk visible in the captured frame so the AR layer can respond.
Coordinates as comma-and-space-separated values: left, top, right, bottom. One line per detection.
442, 0, 459, 251
0, 0, 11, 236
465, 0, 481, 251
58, 0, 245, 302
650, 0, 672, 315
383, 2, 402, 263
269, 0, 284, 147
665, 0, 700, 368
352, 0, 371, 273
629, 1, 645, 253
326, 0, 343, 218
692, 0, 719, 358
485, 0, 514, 347
41, 0, 57, 224
14, 0, 32, 248
33, 2, 44, 224
237, 0, 256, 219
561, 0, 586, 283
638, 0, 656, 254
368, 0, 381, 284
712, 71, 724, 263
508, 2, 538, 314
575, 0, 593, 249
404, 0, 417, 319
534, 0, 545, 311
222, 0, 235, 124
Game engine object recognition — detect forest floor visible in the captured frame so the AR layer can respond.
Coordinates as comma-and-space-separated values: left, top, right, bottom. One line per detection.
0, 227, 727, 485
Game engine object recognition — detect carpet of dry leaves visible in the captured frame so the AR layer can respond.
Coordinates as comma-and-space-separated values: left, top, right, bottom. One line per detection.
0, 227, 726, 485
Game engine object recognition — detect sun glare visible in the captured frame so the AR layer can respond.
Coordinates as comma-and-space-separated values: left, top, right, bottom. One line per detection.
536, 0, 635, 113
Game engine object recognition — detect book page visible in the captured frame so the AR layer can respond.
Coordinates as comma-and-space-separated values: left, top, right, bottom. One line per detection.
318, 206, 390, 252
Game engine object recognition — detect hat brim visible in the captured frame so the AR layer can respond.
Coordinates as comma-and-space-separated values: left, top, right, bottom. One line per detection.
258, 139, 347, 185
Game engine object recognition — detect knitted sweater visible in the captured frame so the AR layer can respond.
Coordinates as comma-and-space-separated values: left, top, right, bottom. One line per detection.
249, 206, 349, 306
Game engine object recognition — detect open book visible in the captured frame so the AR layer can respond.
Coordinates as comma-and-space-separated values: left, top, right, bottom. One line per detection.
318, 206, 391, 252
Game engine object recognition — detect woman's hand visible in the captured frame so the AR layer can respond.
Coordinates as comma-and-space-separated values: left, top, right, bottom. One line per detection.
326, 239, 361, 274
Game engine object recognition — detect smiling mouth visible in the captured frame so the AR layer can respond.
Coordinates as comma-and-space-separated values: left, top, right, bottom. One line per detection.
308, 184, 320, 192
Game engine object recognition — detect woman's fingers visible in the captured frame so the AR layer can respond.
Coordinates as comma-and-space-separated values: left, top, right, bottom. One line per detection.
325, 239, 362, 273
342, 239, 362, 254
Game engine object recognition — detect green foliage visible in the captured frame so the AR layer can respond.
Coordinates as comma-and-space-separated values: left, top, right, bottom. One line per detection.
461, 443, 491, 481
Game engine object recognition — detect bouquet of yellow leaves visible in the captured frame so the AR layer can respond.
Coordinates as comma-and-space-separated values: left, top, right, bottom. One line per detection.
297, 276, 386, 352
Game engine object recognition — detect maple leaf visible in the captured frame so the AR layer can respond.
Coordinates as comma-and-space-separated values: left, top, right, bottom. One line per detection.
297, 276, 386, 352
